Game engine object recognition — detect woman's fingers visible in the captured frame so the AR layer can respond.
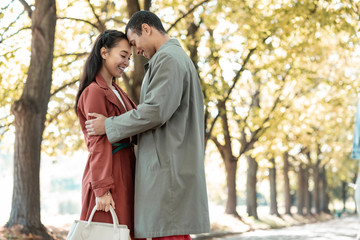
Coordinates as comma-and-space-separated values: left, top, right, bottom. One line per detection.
111, 198, 115, 210
96, 194, 113, 212
105, 204, 110, 212
96, 201, 102, 210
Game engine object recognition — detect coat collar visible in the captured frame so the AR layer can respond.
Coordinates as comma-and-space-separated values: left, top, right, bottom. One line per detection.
95, 72, 110, 89
144, 38, 181, 70
95, 73, 127, 113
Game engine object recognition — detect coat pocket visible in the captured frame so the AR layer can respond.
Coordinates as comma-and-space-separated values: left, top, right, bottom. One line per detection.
138, 131, 161, 171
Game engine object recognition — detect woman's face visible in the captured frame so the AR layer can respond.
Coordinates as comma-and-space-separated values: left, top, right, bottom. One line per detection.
101, 39, 132, 78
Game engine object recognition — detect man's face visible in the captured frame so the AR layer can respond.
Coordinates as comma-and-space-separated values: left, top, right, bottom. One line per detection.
127, 25, 156, 59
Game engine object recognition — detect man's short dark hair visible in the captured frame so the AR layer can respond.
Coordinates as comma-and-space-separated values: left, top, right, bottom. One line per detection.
125, 10, 167, 36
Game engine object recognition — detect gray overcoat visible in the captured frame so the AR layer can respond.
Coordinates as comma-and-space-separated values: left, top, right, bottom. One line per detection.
105, 39, 210, 238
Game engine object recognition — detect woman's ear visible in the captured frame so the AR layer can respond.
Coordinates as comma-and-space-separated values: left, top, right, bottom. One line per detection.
100, 47, 108, 60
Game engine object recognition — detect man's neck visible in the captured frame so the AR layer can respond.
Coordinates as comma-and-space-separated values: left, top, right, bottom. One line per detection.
154, 34, 171, 52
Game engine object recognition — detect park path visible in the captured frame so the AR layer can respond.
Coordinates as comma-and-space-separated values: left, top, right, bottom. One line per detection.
219, 215, 360, 240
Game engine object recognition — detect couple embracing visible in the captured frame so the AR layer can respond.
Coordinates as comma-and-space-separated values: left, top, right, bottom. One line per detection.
75, 10, 210, 240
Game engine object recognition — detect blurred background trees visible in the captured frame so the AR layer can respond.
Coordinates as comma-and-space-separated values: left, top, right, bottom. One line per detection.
1, 0, 360, 238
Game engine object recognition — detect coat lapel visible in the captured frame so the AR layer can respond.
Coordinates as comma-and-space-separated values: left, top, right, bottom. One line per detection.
113, 84, 137, 111
95, 73, 127, 114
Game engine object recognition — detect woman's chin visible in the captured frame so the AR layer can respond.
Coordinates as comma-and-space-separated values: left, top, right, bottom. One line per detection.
113, 72, 123, 78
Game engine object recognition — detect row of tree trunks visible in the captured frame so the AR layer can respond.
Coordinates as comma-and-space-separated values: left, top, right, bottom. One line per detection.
268, 151, 330, 217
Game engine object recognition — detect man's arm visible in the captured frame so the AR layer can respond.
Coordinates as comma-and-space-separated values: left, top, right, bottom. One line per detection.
87, 52, 185, 143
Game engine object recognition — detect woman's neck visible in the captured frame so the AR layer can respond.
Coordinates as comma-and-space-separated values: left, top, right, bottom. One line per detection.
99, 68, 115, 89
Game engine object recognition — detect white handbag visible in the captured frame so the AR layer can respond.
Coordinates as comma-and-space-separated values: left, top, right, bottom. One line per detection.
66, 206, 130, 240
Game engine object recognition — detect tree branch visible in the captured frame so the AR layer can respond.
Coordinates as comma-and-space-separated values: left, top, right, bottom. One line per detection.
238, 66, 292, 155
0, 120, 14, 129
1, 0, 15, 12
110, 18, 127, 25
86, 0, 106, 32
210, 135, 223, 150
57, 17, 99, 30
18, 0, 32, 18
51, 79, 78, 96
1, 9, 25, 40
225, 48, 256, 103
167, 0, 210, 32
54, 52, 88, 58
0, 26, 30, 44
46, 104, 73, 126
205, 48, 256, 142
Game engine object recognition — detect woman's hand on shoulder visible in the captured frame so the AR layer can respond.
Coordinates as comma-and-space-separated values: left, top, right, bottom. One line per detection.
96, 191, 115, 212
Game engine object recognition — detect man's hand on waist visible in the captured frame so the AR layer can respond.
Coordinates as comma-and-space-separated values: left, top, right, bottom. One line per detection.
86, 113, 106, 135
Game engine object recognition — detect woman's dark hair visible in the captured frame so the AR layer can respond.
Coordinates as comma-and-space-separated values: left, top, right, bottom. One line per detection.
75, 30, 127, 114
125, 10, 167, 36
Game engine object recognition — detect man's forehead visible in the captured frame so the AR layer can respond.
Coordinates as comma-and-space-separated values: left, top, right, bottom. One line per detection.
126, 29, 136, 39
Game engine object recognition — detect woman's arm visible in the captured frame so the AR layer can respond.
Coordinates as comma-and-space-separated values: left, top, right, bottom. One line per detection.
78, 85, 115, 211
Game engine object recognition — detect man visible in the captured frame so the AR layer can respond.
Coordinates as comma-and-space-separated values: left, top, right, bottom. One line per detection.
352, 99, 360, 240
85, 10, 210, 239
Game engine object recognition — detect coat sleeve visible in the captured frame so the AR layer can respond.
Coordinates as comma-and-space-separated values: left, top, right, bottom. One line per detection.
79, 86, 115, 197
105, 52, 185, 143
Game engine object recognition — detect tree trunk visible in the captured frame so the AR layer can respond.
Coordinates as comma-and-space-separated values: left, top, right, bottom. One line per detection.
283, 152, 292, 215
342, 181, 347, 212
247, 155, 258, 219
304, 165, 311, 215
212, 101, 240, 218
313, 159, 320, 214
6, 0, 56, 239
297, 164, 305, 215
224, 158, 239, 217
269, 158, 279, 216
319, 166, 330, 213
125, 0, 147, 103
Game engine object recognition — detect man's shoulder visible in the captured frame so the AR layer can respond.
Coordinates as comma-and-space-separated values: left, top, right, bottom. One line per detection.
151, 46, 189, 68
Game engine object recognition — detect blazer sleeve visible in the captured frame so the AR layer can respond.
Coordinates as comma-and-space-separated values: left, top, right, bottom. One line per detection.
79, 86, 115, 197
105, 52, 185, 143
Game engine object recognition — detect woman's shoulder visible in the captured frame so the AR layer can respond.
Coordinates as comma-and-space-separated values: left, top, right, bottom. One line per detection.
79, 82, 106, 103
83, 81, 104, 95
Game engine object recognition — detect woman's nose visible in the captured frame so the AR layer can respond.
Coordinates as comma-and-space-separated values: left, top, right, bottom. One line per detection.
124, 58, 130, 67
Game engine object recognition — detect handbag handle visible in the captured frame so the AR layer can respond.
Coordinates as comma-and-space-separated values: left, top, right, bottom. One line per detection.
87, 205, 120, 229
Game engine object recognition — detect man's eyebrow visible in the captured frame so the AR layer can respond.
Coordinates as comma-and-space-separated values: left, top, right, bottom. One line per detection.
129, 41, 135, 46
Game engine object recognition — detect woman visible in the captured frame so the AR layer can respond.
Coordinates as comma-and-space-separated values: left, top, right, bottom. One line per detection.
75, 30, 136, 237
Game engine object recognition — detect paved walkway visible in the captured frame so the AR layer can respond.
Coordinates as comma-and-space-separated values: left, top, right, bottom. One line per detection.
221, 215, 360, 240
